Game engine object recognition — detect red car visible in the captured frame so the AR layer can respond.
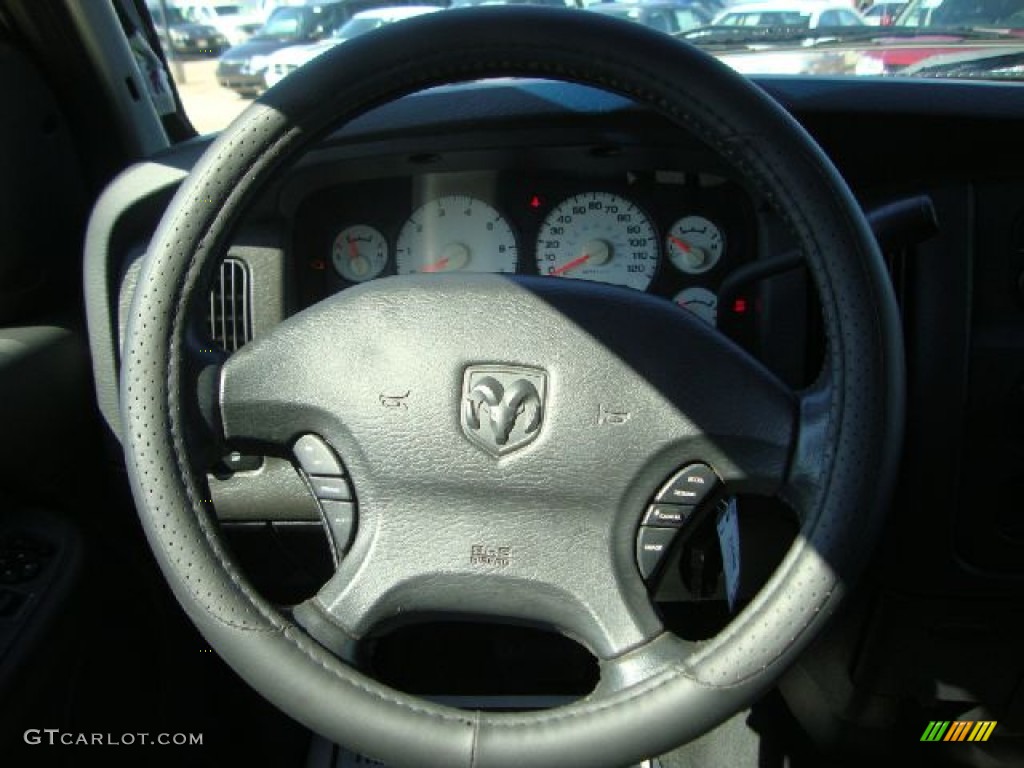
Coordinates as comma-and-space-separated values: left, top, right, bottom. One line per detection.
862, 0, 1024, 71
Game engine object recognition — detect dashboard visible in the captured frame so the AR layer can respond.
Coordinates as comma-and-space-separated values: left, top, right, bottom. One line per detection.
280, 115, 773, 363
87, 83, 824, 609
65, 59, 1024, 768
85, 83, 1021, 546
81, 75, 1024, 759
293, 167, 755, 331
82, 75, 1024, 576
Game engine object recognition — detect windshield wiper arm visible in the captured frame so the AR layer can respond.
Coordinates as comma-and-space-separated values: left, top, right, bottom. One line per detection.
679, 24, 818, 48
809, 25, 1023, 45
679, 23, 1022, 50
901, 46, 1024, 77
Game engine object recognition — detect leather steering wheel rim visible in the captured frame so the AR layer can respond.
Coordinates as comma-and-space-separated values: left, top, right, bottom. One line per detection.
121, 8, 904, 767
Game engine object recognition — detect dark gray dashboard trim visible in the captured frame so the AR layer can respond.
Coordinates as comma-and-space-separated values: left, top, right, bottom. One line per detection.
84, 160, 188, 440
756, 75, 1024, 119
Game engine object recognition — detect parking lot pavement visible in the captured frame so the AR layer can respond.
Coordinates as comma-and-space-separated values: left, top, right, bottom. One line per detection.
172, 58, 252, 135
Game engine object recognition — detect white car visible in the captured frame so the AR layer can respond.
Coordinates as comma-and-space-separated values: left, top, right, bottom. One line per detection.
861, 0, 908, 24
712, 1, 867, 27
177, 2, 265, 46
263, 6, 443, 88
250, 0, 308, 23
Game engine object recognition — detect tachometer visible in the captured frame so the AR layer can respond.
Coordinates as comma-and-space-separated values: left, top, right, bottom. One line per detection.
535, 192, 657, 290
396, 196, 517, 274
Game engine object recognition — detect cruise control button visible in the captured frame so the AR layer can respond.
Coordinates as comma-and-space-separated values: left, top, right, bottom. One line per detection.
635, 527, 678, 581
294, 434, 345, 476
642, 504, 692, 528
321, 500, 357, 553
310, 476, 353, 501
654, 464, 719, 506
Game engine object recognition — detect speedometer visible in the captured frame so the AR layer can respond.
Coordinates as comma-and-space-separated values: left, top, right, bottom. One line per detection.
535, 192, 658, 290
396, 195, 517, 274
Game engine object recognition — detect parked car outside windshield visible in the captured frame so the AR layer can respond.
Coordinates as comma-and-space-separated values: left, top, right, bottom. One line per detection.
710, 1, 867, 28
215, 2, 351, 96
587, 2, 712, 34
148, 4, 231, 55
895, 0, 1024, 28
178, 2, 265, 45
262, 5, 443, 88
172, 0, 1024, 131
862, 0, 909, 24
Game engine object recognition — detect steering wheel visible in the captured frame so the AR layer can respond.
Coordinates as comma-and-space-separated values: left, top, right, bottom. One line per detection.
121, 8, 903, 767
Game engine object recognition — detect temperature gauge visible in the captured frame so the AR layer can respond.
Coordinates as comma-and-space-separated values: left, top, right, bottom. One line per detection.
332, 225, 388, 283
674, 286, 718, 327
666, 216, 724, 274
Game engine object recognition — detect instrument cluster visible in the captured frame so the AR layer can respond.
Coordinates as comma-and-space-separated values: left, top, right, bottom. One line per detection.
294, 169, 756, 330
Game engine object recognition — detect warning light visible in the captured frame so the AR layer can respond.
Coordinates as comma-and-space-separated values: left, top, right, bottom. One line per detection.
732, 298, 748, 314
311, 259, 327, 271
529, 195, 543, 209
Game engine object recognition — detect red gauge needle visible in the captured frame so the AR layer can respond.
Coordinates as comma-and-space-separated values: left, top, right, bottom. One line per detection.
551, 252, 590, 276
420, 256, 450, 273
669, 235, 692, 253
346, 236, 360, 261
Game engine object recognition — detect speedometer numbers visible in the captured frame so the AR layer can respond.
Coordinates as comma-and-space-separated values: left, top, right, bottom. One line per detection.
536, 192, 658, 291
396, 195, 517, 274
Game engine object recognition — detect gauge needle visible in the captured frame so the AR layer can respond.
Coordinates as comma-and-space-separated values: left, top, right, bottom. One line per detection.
420, 256, 450, 273
551, 252, 590, 276
346, 236, 360, 260
669, 235, 692, 253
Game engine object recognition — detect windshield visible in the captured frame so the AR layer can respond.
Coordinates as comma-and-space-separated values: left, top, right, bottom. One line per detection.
258, 6, 311, 38
716, 11, 812, 26
333, 17, 385, 38
149, 2, 1024, 135
895, 0, 1024, 25
594, 6, 710, 32
150, 6, 189, 26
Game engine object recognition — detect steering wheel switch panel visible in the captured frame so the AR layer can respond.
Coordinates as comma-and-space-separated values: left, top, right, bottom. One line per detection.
636, 463, 720, 582
292, 434, 358, 561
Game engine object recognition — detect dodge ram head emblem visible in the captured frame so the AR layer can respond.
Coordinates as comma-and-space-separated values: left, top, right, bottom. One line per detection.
461, 365, 547, 456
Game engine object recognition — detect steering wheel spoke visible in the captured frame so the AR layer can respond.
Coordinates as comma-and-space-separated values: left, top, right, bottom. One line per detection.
292, 490, 667, 661
595, 632, 695, 696
217, 314, 350, 451
778, 369, 839, 526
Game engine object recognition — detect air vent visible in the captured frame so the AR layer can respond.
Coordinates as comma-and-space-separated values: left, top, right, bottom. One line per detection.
209, 258, 252, 353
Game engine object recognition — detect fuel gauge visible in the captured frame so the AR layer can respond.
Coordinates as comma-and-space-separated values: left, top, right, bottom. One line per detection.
332, 225, 388, 283
666, 216, 724, 275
